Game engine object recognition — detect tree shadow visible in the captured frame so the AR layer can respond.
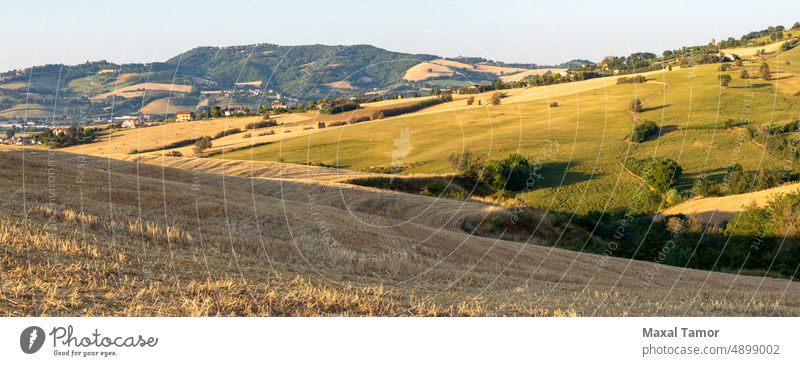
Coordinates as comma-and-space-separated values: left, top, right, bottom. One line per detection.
531, 161, 598, 190
679, 167, 729, 188
769, 75, 793, 81
345, 161, 598, 197
640, 104, 671, 112
730, 83, 771, 89
658, 125, 679, 137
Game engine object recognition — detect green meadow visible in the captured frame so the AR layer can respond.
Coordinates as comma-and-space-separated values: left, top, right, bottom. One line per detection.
222, 48, 800, 213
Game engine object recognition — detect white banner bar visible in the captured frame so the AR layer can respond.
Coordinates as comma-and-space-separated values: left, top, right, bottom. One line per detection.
0, 317, 795, 365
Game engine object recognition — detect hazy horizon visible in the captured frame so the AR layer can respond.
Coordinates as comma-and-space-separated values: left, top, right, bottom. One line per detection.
1, 0, 799, 71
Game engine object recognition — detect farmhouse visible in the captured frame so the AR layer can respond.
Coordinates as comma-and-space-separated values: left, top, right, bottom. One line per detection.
271, 100, 288, 109
223, 106, 244, 116
116, 116, 145, 129
4, 135, 35, 145
719, 53, 741, 62
175, 111, 194, 122
51, 126, 76, 136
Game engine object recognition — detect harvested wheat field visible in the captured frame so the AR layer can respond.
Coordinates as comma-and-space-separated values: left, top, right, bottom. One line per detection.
90, 82, 193, 100
62, 115, 272, 158
657, 182, 800, 224
139, 97, 196, 114
235, 80, 262, 87
721, 39, 788, 59
403, 61, 455, 81
1, 146, 799, 316
499, 68, 568, 83
326, 80, 354, 89
431, 59, 527, 75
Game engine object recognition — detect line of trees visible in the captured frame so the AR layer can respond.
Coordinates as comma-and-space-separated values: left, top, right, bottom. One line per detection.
373, 94, 453, 119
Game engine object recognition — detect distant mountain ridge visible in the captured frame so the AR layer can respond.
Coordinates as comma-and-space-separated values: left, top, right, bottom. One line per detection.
0, 42, 578, 120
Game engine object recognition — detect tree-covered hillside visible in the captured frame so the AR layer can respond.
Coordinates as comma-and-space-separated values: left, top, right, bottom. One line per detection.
167, 43, 437, 96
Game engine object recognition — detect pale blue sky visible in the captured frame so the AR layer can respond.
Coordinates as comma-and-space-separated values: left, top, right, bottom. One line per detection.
1, 0, 798, 71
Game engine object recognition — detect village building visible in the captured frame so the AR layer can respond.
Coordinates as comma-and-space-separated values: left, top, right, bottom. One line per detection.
51, 126, 76, 136
223, 106, 244, 117
719, 53, 741, 62
5, 135, 35, 145
271, 100, 288, 109
176, 111, 194, 122
116, 116, 145, 128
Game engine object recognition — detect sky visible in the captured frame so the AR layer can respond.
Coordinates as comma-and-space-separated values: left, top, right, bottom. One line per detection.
1, 0, 799, 71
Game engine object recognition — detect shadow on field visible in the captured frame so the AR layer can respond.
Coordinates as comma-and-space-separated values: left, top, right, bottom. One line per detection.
533, 161, 597, 190
640, 104, 671, 112
769, 75, 793, 81
730, 83, 772, 89
676, 168, 733, 190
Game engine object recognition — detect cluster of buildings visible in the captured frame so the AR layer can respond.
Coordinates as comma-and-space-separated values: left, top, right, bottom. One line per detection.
112, 115, 146, 128
0, 125, 76, 146
0, 135, 39, 145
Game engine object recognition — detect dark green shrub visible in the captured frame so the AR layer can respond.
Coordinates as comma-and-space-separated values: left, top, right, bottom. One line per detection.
631, 121, 659, 142
483, 154, 532, 191
641, 158, 682, 192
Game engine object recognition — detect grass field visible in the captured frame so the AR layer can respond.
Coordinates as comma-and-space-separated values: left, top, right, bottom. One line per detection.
67, 73, 134, 95
3, 145, 798, 316
219, 56, 800, 213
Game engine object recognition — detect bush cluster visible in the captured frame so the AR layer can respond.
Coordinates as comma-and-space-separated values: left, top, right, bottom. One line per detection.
630, 121, 659, 142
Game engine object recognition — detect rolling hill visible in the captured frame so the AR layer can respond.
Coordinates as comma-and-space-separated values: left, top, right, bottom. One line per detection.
4, 24, 800, 317
0, 44, 566, 118
3, 145, 799, 316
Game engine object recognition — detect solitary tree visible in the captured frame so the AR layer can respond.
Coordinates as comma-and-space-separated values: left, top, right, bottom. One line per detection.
718, 74, 732, 87
482, 154, 532, 191
210, 105, 222, 117
490, 92, 503, 105
193, 136, 213, 154
5, 127, 16, 138
740, 69, 750, 79
642, 159, 683, 192
630, 98, 642, 113
760, 62, 771, 80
